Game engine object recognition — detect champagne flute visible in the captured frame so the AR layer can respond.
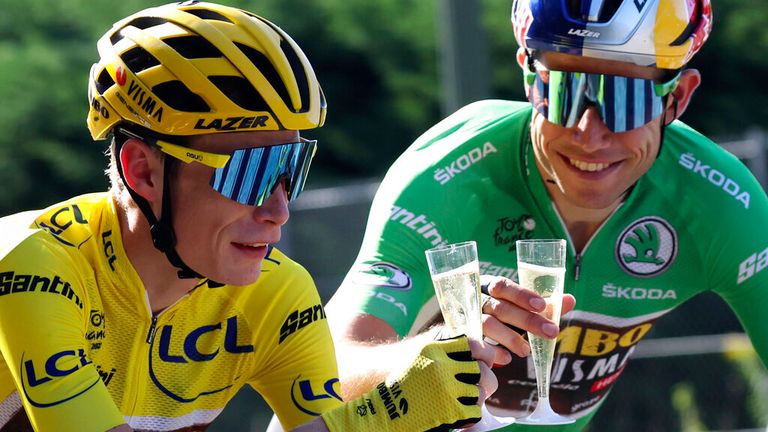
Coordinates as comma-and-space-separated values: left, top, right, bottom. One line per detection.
425, 241, 483, 341
514, 239, 574, 425
425, 241, 515, 431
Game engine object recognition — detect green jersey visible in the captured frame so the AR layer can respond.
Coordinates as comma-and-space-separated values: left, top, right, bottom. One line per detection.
331, 100, 768, 431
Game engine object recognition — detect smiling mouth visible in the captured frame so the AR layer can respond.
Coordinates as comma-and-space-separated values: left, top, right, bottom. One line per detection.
235, 242, 269, 248
568, 158, 612, 172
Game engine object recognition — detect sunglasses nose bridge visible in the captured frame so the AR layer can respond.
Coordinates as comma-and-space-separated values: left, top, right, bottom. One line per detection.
564, 93, 602, 129
270, 173, 292, 196
565, 75, 621, 132
578, 104, 611, 131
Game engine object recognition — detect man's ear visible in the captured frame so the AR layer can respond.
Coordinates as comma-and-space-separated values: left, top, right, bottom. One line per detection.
119, 138, 164, 204
663, 69, 701, 125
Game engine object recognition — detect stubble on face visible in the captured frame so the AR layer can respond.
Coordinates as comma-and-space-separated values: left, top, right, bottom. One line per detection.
163, 131, 298, 286
530, 111, 662, 212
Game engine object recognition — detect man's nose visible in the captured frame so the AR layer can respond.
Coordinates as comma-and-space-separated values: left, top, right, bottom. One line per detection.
571, 105, 613, 149
252, 181, 290, 226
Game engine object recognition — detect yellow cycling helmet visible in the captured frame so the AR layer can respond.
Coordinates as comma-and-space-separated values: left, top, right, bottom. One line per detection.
87, 1, 326, 140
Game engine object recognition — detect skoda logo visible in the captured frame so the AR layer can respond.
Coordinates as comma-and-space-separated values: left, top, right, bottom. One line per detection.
352, 262, 412, 290
616, 217, 677, 277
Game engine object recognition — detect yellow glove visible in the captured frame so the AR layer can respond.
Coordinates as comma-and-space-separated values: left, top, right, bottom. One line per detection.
321, 336, 482, 432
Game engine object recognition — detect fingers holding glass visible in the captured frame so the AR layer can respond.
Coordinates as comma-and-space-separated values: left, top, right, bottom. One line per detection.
480, 280, 576, 362
481, 275, 548, 312
482, 293, 560, 338
466, 338, 499, 402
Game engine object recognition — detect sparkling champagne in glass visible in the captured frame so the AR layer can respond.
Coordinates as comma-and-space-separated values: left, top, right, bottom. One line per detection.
515, 239, 574, 425
425, 241, 516, 430
425, 241, 482, 341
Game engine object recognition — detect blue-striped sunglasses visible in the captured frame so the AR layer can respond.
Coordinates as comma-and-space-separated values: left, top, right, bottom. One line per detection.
121, 129, 316, 206
525, 67, 681, 133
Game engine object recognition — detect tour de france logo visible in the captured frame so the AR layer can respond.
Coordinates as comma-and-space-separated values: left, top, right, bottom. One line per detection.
616, 216, 677, 277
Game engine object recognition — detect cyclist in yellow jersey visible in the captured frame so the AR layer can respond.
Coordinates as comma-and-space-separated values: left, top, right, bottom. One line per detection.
0, 2, 500, 431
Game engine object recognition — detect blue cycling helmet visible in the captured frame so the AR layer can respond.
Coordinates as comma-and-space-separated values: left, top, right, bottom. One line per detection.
512, 0, 713, 69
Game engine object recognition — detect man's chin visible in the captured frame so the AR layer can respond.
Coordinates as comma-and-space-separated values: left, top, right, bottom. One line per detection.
564, 190, 626, 211
207, 266, 263, 287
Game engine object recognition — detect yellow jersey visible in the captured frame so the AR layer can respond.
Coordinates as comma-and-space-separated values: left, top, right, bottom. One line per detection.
0, 193, 342, 431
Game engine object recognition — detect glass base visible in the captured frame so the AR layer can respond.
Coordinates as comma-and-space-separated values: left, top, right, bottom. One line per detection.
458, 404, 516, 431
514, 397, 575, 425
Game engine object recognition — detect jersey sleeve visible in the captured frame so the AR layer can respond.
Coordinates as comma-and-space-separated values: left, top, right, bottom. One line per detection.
327, 105, 496, 337
247, 262, 343, 431
329, 101, 527, 337
671, 121, 768, 367
0, 232, 125, 431
707, 180, 768, 366
329, 182, 448, 337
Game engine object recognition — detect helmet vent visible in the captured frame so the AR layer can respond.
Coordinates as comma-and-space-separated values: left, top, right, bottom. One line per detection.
164, 35, 223, 59
120, 46, 161, 74
670, 20, 696, 46
183, 8, 233, 23
565, 0, 622, 23
153, 80, 211, 112
234, 43, 291, 109
209, 76, 269, 111
112, 17, 169, 45
280, 39, 310, 113
670, 2, 701, 46
127, 16, 168, 29
96, 68, 116, 94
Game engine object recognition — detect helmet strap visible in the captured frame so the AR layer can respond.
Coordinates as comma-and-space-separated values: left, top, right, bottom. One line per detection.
657, 93, 679, 158
114, 133, 204, 280
153, 156, 203, 279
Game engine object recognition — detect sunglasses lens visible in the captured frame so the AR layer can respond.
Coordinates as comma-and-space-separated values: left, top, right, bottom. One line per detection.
287, 142, 315, 202
210, 140, 316, 206
528, 70, 667, 132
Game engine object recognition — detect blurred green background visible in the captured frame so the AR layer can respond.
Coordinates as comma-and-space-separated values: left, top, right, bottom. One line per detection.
2, 0, 768, 214
1, 0, 766, 431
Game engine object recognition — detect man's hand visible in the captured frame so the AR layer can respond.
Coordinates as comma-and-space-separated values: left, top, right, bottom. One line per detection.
480, 275, 576, 358
465, 337, 499, 403
321, 336, 497, 432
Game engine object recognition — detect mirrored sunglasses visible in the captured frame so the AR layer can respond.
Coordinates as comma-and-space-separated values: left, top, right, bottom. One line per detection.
120, 129, 316, 206
525, 68, 680, 133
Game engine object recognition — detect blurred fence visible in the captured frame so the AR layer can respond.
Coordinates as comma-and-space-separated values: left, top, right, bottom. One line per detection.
720, 129, 768, 191
210, 131, 768, 432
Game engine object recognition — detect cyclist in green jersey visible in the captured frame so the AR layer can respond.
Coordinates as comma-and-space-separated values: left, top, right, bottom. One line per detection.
327, 0, 767, 430
0, 2, 498, 431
